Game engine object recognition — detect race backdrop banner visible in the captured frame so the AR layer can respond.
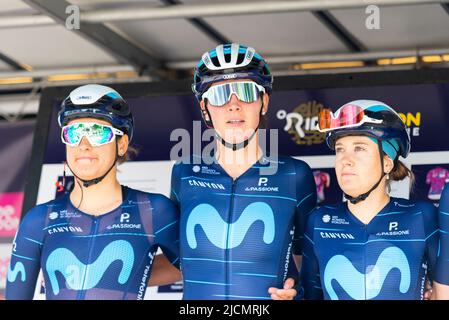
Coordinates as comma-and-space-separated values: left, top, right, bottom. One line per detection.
0, 119, 35, 295
27, 72, 449, 299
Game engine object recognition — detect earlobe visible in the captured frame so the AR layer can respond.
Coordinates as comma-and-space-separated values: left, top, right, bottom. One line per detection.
200, 100, 211, 121
118, 135, 129, 156
262, 94, 269, 115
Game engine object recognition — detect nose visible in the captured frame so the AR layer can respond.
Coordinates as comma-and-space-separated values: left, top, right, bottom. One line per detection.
78, 136, 92, 150
338, 151, 354, 167
226, 94, 241, 112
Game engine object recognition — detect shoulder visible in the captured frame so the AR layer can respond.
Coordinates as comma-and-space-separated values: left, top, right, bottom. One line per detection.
171, 154, 205, 175
268, 155, 313, 178
390, 197, 435, 213
125, 188, 178, 219
126, 187, 172, 205
277, 155, 312, 170
20, 197, 66, 228
307, 203, 345, 225
390, 198, 437, 225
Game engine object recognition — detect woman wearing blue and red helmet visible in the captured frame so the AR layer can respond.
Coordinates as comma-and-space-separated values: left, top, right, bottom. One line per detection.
301, 99, 442, 300
6, 84, 180, 300
169, 43, 317, 300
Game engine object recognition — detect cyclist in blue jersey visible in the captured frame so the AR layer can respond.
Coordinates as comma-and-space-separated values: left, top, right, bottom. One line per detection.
300, 99, 440, 300
6, 84, 180, 300
169, 43, 317, 300
433, 184, 449, 299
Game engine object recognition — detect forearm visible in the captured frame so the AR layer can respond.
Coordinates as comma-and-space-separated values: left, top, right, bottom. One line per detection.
432, 281, 449, 300
148, 254, 182, 286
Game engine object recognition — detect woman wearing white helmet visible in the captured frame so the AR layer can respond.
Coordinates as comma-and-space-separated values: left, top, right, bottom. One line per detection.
300, 99, 444, 300
169, 43, 317, 300
6, 84, 180, 300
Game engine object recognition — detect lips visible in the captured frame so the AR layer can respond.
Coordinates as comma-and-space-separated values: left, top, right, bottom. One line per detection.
341, 172, 356, 179
226, 119, 245, 124
75, 156, 97, 164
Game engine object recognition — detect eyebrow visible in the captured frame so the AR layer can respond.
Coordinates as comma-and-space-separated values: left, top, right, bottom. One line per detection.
335, 141, 369, 146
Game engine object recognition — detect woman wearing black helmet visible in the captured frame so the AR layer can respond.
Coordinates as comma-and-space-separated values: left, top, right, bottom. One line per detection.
6, 84, 180, 300
300, 100, 443, 300
169, 44, 317, 300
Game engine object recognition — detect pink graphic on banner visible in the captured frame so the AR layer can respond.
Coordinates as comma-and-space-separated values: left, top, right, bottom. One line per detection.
426, 167, 449, 200
0, 192, 23, 237
313, 170, 330, 203
0, 256, 10, 289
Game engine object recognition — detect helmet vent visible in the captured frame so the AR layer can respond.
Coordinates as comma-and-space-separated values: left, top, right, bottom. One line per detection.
236, 53, 245, 65
210, 56, 220, 68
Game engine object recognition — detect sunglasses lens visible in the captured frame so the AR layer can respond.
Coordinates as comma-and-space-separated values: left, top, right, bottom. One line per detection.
87, 123, 114, 146
339, 105, 364, 127
207, 83, 232, 106
62, 124, 82, 145
318, 109, 332, 131
204, 82, 262, 107
318, 105, 365, 132
232, 82, 259, 103
62, 123, 115, 146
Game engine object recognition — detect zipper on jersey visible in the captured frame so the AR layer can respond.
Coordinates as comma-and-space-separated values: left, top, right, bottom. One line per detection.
78, 216, 100, 300
225, 179, 236, 299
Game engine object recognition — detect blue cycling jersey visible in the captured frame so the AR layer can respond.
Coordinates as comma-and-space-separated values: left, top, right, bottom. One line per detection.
436, 183, 449, 285
6, 186, 179, 300
171, 155, 317, 300
301, 197, 439, 300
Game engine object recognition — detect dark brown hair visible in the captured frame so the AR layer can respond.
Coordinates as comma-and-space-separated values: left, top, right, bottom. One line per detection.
388, 160, 415, 191
117, 136, 139, 165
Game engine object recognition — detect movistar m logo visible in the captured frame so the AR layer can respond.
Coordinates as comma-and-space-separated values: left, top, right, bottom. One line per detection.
7, 261, 26, 283
324, 246, 410, 300
46, 240, 134, 295
186, 202, 275, 249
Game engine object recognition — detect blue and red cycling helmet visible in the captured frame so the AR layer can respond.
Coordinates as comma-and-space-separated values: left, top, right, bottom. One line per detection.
318, 99, 410, 161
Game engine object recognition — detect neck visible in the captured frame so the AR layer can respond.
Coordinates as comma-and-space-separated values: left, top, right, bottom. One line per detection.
70, 166, 122, 216
347, 180, 390, 225
216, 133, 262, 180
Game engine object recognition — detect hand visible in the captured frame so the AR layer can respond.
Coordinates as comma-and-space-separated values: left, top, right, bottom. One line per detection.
268, 277, 297, 300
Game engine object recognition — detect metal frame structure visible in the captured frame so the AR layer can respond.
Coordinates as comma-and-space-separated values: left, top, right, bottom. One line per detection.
1, 0, 448, 83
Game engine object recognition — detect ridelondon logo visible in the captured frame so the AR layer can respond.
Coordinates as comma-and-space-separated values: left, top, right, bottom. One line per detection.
398, 112, 421, 138
276, 100, 326, 145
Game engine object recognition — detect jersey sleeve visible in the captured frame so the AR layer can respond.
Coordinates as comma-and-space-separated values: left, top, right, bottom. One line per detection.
419, 201, 439, 282
293, 160, 318, 255
170, 161, 182, 209
152, 194, 180, 269
300, 210, 323, 300
435, 185, 449, 284
6, 206, 46, 300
